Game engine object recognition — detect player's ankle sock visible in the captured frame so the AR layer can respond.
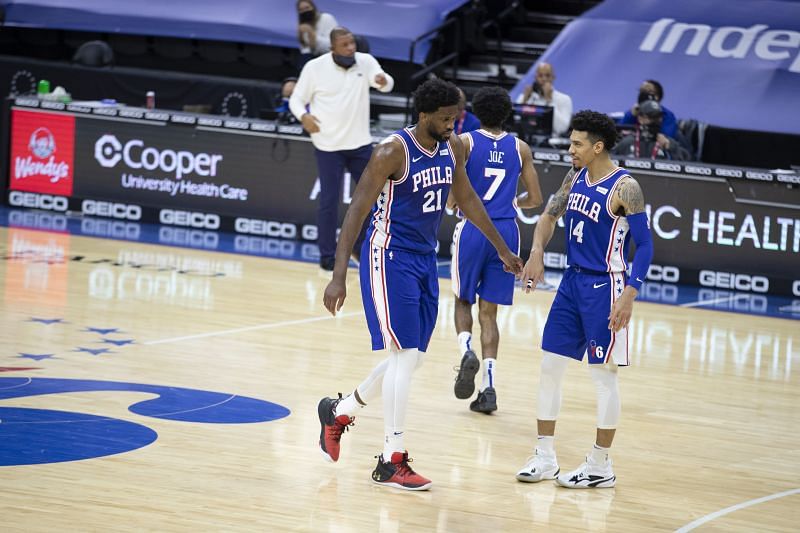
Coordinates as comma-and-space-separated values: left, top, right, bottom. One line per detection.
383, 428, 404, 461
537, 435, 555, 454
590, 443, 610, 464
334, 391, 363, 417
457, 331, 472, 356
481, 358, 496, 390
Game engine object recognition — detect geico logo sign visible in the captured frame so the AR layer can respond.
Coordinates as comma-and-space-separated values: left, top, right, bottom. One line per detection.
94, 134, 223, 179
82, 199, 142, 221
794, 280, 800, 297
234, 218, 297, 238
8, 191, 68, 211
159, 209, 220, 229
699, 270, 769, 293
647, 264, 680, 283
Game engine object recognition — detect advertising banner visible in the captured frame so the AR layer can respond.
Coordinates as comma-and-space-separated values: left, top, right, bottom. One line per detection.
3, 103, 798, 296
510, 0, 800, 136
9, 109, 75, 196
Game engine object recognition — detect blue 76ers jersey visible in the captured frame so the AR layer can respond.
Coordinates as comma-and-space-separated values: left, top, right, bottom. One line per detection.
464, 130, 522, 219
564, 166, 632, 272
367, 127, 455, 253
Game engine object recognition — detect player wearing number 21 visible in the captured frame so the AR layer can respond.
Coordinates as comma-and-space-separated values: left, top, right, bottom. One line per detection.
319, 79, 523, 491
516, 110, 654, 489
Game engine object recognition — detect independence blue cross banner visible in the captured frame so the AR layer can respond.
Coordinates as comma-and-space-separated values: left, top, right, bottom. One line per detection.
510, 0, 800, 135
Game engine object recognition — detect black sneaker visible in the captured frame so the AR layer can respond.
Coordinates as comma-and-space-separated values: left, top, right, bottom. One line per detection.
318, 394, 354, 463
453, 350, 479, 399
470, 387, 497, 414
320, 256, 335, 272
371, 451, 432, 491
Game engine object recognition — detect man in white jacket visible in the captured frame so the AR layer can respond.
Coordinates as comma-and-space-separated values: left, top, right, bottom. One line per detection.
290, 27, 394, 271
517, 62, 573, 137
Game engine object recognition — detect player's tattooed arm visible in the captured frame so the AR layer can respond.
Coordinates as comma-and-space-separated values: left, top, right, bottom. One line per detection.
545, 166, 576, 218
616, 177, 646, 215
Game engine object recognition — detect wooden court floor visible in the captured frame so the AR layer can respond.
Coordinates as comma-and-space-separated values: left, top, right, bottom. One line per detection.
0, 226, 798, 532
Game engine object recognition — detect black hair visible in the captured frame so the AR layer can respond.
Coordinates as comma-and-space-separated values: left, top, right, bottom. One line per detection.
413, 78, 461, 114
570, 110, 618, 151
644, 79, 664, 101
330, 27, 353, 46
471, 86, 511, 129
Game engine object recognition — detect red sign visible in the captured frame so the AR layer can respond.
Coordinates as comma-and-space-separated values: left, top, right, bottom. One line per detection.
10, 109, 75, 196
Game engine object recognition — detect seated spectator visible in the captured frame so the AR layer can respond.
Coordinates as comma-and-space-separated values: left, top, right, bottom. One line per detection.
613, 100, 690, 161
297, 0, 338, 66
619, 80, 678, 139
275, 77, 297, 114
456, 88, 480, 134
516, 62, 573, 137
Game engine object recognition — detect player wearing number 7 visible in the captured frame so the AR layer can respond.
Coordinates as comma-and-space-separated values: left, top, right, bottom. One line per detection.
447, 86, 543, 414
515, 110, 653, 489
320, 79, 523, 491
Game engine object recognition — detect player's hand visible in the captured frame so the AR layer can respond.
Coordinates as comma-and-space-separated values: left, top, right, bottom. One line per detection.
301, 113, 321, 134
499, 250, 524, 276
521, 251, 545, 293
323, 278, 347, 315
374, 73, 388, 87
608, 287, 636, 332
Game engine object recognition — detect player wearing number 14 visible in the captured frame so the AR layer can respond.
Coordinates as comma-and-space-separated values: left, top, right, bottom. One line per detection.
516, 110, 654, 488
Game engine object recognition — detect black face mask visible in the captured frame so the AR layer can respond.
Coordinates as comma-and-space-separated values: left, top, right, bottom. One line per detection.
333, 53, 356, 69
640, 121, 661, 139
299, 10, 315, 24
638, 91, 656, 104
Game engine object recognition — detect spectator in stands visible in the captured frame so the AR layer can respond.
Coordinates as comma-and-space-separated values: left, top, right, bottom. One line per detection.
455, 88, 481, 134
275, 77, 297, 114
297, 0, 338, 67
516, 62, 573, 137
290, 27, 394, 272
619, 80, 678, 139
613, 100, 690, 161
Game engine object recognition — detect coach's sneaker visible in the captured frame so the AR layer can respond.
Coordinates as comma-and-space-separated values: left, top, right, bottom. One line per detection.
469, 387, 497, 414
317, 394, 354, 463
454, 350, 480, 399
516, 448, 560, 483
371, 451, 432, 491
556, 455, 616, 489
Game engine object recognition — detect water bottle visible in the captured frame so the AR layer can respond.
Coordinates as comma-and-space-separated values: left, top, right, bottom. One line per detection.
37, 79, 51, 97
146, 91, 155, 110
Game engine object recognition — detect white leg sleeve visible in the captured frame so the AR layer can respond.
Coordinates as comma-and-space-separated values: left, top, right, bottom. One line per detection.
537, 351, 569, 420
589, 364, 621, 429
382, 348, 418, 456
354, 356, 390, 406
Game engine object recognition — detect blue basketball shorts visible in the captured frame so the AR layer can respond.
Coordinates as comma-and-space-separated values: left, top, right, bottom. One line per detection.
359, 240, 439, 352
451, 218, 520, 305
541, 267, 630, 366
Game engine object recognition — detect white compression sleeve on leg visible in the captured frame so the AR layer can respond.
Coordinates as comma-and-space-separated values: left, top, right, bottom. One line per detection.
538, 351, 569, 420
589, 364, 620, 429
382, 348, 419, 459
353, 356, 389, 406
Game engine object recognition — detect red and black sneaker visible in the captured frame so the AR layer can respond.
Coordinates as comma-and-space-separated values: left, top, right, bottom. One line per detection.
317, 394, 354, 463
371, 451, 432, 491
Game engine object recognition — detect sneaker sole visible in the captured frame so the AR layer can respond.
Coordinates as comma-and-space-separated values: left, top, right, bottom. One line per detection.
556, 475, 616, 489
372, 479, 432, 491
515, 467, 559, 483
317, 398, 337, 463
454, 351, 480, 399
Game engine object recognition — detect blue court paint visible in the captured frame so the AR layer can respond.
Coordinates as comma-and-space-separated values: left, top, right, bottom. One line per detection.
0, 407, 158, 466
0, 377, 291, 466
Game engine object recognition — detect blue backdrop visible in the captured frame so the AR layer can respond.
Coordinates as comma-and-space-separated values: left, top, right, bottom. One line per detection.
0, 0, 469, 63
511, 0, 800, 135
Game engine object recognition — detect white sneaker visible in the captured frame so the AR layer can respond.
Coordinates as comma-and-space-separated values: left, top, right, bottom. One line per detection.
516, 448, 559, 483
556, 455, 616, 489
